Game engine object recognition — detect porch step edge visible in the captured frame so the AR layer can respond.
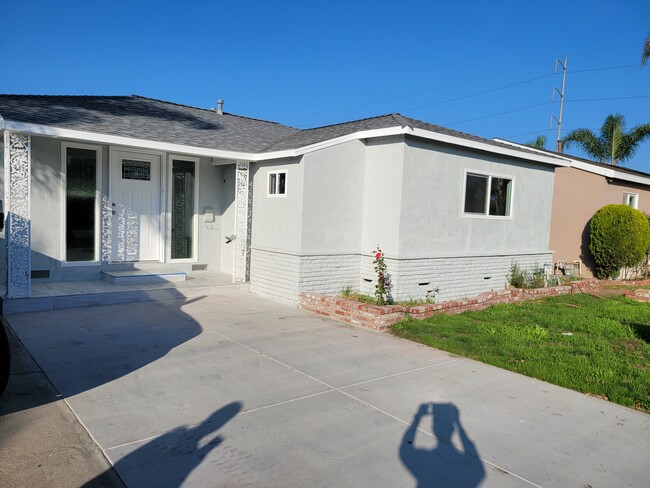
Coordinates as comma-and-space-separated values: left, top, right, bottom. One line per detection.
101, 271, 187, 285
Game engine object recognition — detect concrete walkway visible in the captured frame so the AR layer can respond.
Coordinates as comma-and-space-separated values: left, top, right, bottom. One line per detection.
3, 292, 649, 487
0, 321, 124, 487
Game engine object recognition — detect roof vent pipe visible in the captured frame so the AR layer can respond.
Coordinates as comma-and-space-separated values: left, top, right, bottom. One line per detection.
217, 99, 224, 115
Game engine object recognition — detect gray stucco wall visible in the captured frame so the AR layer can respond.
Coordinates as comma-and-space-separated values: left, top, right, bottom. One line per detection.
250, 135, 557, 304
250, 157, 304, 253
300, 140, 365, 253
360, 135, 405, 256
218, 164, 236, 275
250, 141, 367, 303
196, 157, 222, 272
399, 138, 555, 256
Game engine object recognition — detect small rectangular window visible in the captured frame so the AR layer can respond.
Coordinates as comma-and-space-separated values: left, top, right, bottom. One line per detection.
268, 170, 287, 196
122, 160, 151, 180
464, 172, 512, 217
623, 192, 639, 209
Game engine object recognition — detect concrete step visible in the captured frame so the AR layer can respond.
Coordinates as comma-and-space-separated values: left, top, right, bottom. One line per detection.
101, 270, 187, 285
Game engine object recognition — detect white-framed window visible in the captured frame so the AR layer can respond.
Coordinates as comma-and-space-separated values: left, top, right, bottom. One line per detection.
61, 142, 102, 264
267, 169, 287, 196
463, 171, 513, 218
623, 192, 639, 209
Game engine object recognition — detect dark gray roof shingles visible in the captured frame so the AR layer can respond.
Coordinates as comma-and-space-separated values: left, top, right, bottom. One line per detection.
0, 95, 565, 161
0, 95, 299, 153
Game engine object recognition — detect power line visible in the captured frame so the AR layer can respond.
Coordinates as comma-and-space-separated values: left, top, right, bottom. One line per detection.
399, 73, 556, 113
445, 102, 553, 126
570, 64, 639, 74
442, 95, 650, 128
295, 62, 647, 128
566, 95, 650, 102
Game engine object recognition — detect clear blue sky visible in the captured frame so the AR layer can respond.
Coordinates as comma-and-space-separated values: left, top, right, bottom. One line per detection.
2, 0, 649, 170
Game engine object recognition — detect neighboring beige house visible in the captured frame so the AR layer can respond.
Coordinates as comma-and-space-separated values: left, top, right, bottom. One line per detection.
494, 139, 650, 278
549, 157, 650, 277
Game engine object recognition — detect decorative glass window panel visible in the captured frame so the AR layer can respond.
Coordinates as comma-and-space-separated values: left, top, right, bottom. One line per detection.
464, 173, 512, 217
171, 160, 195, 259
66, 147, 97, 261
122, 160, 151, 180
268, 170, 287, 196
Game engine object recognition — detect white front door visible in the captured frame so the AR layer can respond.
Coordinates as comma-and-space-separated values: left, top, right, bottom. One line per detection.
110, 149, 162, 262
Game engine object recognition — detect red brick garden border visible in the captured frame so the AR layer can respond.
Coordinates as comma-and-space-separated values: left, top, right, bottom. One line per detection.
298, 279, 650, 330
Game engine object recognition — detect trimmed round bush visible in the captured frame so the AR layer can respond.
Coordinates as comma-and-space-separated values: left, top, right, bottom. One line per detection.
589, 204, 650, 278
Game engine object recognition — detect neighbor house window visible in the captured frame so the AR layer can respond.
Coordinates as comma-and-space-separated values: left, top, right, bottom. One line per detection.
63, 144, 100, 262
268, 170, 287, 196
464, 172, 512, 217
623, 192, 639, 209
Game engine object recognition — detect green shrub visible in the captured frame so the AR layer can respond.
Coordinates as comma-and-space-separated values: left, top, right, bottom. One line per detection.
508, 263, 528, 288
589, 204, 650, 278
508, 263, 547, 289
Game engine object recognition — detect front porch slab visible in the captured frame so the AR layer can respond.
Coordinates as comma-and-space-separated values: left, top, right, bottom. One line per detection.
1, 272, 247, 315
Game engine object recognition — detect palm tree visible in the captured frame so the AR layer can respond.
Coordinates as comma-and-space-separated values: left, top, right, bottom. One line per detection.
643, 32, 650, 66
563, 114, 650, 166
524, 135, 546, 150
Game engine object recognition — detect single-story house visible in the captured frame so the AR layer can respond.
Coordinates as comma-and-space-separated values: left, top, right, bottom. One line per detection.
495, 138, 650, 278
0, 95, 569, 305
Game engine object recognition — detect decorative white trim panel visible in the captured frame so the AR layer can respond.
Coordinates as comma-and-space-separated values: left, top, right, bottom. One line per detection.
233, 160, 252, 282
4, 131, 31, 297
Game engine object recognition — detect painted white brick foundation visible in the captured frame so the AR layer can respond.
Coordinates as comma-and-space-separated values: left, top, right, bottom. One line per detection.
250, 249, 360, 304
251, 248, 553, 305
360, 252, 554, 302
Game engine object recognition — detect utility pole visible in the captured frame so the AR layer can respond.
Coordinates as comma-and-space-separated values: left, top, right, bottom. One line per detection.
550, 56, 567, 153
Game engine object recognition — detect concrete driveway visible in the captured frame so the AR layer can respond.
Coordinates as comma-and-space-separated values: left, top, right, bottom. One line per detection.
5, 292, 650, 487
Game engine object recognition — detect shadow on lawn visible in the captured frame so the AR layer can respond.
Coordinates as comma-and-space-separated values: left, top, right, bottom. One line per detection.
400, 403, 485, 488
628, 322, 650, 343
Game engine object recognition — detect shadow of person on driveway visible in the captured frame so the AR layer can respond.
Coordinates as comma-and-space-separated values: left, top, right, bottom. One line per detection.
400, 403, 485, 488
83, 401, 242, 488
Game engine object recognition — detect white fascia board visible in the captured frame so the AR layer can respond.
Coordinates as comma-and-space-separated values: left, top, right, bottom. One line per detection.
569, 160, 650, 186
410, 131, 569, 167
6, 119, 571, 168
553, 156, 650, 187
4, 120, 261, 161
493, 138, 650, 185
259, 125, 569, 166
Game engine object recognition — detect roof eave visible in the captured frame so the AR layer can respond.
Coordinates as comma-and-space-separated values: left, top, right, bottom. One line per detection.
3, 119, 570, 168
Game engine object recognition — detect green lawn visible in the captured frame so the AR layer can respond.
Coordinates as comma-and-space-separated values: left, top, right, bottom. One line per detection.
390, 294, 650, 412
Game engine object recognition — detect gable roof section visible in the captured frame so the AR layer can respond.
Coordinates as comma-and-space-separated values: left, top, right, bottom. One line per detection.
0, 95, 567, 166
263, 113, 564, 159
0, 95, 299, 153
